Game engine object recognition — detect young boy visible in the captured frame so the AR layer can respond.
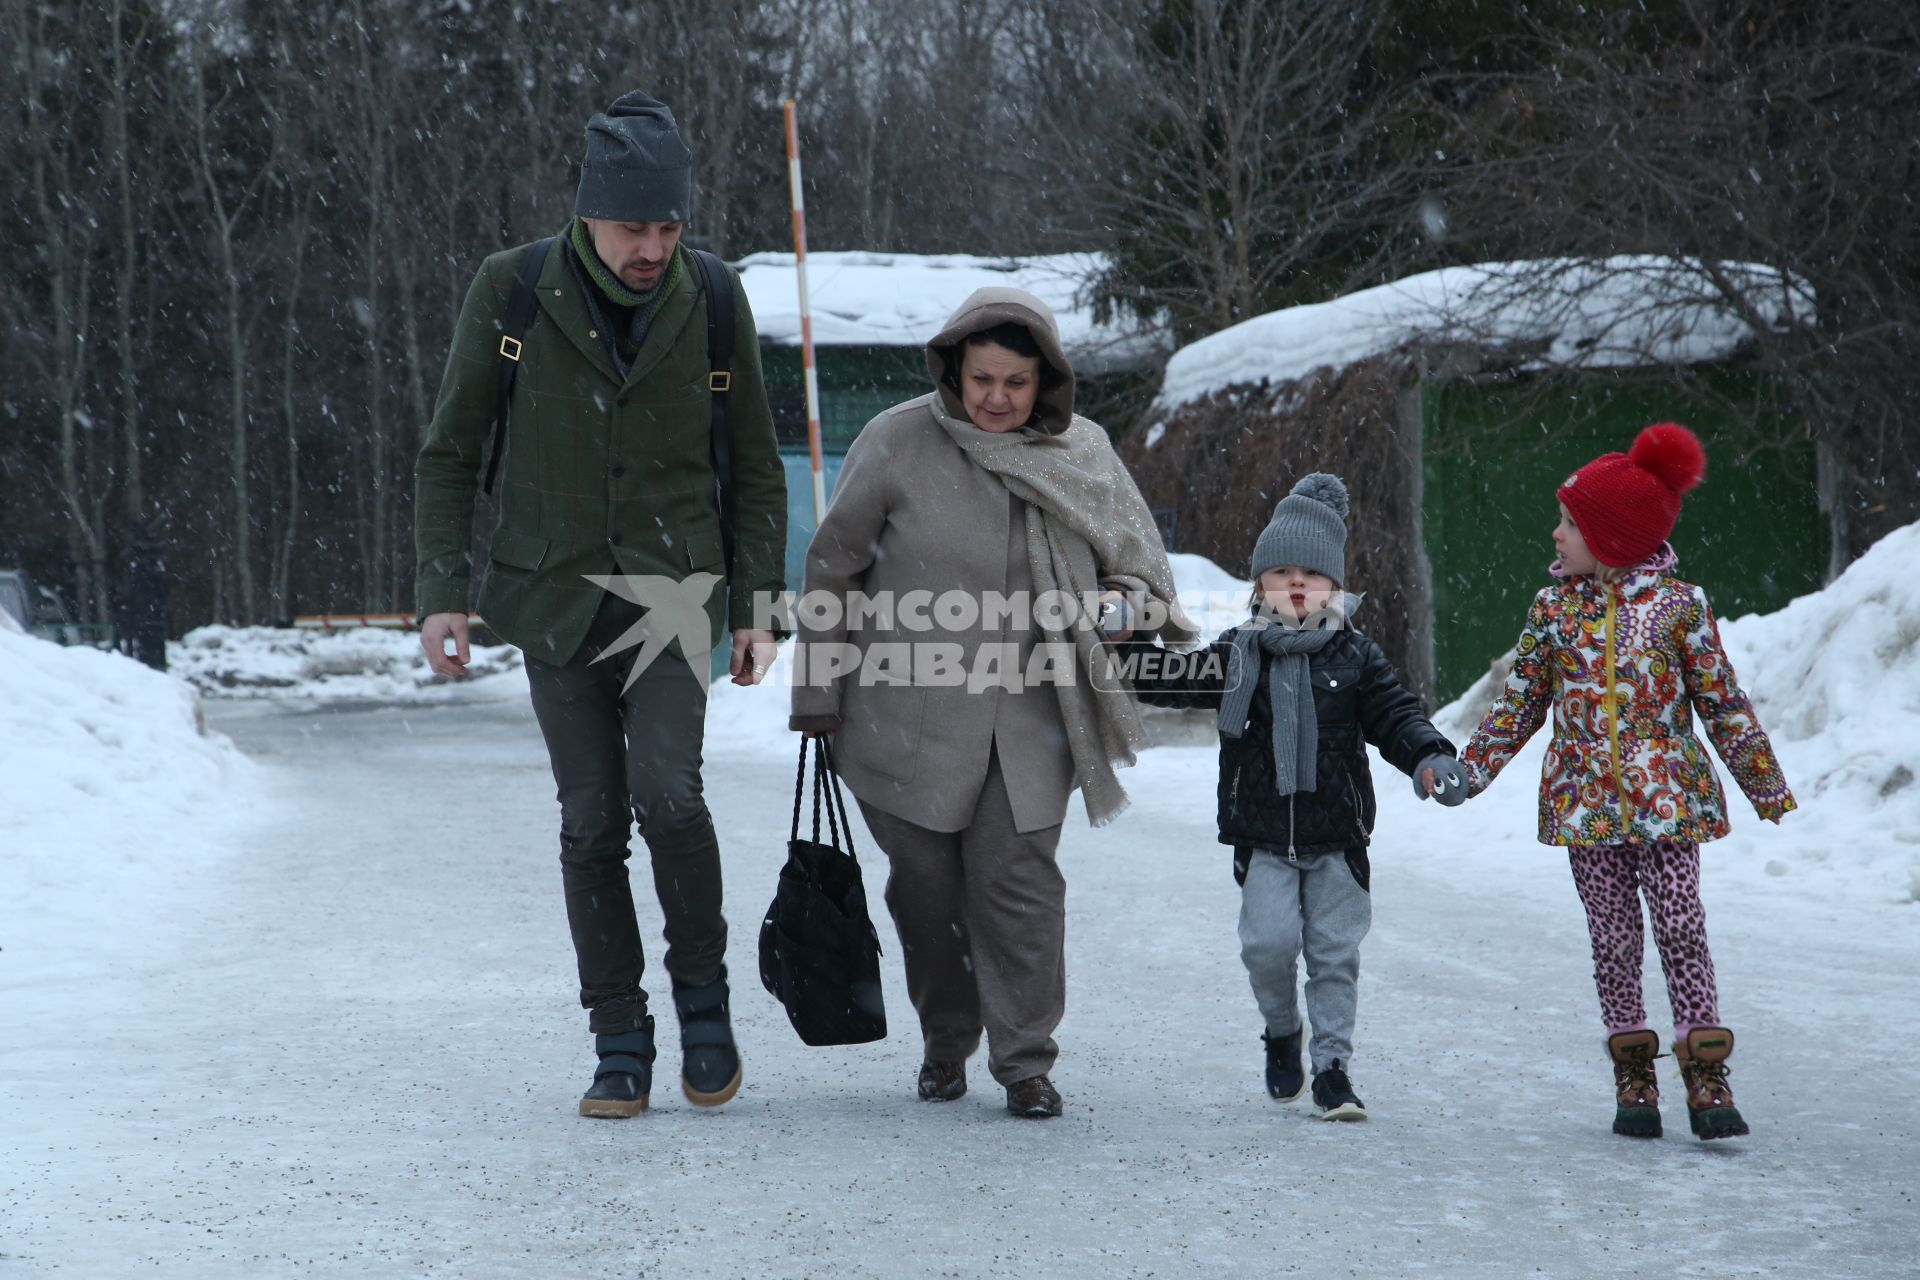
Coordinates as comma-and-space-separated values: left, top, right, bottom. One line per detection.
1126, 473, 1463, 1118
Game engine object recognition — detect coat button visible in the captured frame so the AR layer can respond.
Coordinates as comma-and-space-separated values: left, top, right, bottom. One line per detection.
611, 464, 627, 478
611, 533, 623, 546
589, 329, 598, 339
1329, 678, 1338, 687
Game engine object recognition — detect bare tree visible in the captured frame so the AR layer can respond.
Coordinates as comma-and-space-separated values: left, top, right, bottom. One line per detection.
17, 0, 109, 615
1419, 0, 1920, 567
105, 0, 161, 532
178, 26, 283, 622
1080, 0, 1418, 341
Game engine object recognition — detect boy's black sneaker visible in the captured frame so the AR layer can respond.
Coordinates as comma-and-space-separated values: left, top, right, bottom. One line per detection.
1262, 1029, 1306, 1102
1310, 1060, 1367, 1121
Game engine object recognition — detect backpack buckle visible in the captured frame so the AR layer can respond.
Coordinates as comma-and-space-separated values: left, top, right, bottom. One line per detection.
707, 370, 732, 392
499, 335, 524, 362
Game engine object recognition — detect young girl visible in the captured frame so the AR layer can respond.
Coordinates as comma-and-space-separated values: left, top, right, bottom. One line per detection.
1127, 473, 1463, 1120
1456, 423, 1796, 1141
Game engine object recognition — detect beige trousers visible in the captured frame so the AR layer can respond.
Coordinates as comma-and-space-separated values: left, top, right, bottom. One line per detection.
856, 750, 1066, 1085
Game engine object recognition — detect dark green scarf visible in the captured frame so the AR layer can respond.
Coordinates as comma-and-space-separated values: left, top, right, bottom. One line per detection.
566, 217, 682, 376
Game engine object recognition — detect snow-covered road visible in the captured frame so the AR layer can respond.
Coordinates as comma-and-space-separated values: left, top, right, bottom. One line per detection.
3, 685, 1915, 1278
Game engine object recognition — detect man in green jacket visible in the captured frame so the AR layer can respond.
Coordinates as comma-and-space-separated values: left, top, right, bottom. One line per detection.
413, 91, 786, 1119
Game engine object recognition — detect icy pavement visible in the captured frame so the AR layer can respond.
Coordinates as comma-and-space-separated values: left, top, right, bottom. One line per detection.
2, 675, 1914, 1278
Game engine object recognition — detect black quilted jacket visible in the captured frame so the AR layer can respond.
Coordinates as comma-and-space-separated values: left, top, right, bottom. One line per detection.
1125, 629, 1455, 880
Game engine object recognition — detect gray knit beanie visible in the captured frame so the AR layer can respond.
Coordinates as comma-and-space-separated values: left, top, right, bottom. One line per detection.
574, 91, 693, 223
1250, 473, 1349, 585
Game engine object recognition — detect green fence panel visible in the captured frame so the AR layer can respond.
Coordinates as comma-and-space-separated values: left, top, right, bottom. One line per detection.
1422, 371, 1825, 705
761, 345, 928, 452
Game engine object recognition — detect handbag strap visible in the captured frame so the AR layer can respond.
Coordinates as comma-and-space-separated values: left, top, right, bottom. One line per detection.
788, 735, 858, 859
793, 735, 830, 846
789, 735, 809, 844
821, 739, 857, 859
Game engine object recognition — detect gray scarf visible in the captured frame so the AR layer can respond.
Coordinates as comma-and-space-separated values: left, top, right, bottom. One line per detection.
928, 402, 1199, 826
1219, 618, 1337, 796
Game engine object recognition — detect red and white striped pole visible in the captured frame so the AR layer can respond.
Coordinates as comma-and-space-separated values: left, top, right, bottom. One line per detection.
784, 98, 827, 522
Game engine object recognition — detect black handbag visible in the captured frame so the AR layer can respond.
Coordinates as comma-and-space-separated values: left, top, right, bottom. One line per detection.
757, 737, 888, 1046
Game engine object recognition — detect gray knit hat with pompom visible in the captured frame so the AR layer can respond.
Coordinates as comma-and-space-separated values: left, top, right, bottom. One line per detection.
1250, 472, 1349, 585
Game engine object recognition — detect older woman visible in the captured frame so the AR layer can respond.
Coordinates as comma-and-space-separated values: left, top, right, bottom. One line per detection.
790, 287, 1194, 1117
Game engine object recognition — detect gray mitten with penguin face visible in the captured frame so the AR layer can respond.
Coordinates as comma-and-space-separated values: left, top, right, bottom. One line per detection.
1414, 753, 1467, 806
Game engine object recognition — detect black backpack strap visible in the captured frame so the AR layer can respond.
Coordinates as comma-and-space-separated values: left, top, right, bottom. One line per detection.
483, 236, 555, 496
686, 247, 738, 576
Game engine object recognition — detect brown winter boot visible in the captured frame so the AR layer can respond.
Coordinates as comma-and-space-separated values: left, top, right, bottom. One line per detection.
1674, 1025, 1750, 1140
1606, 1030, 1663, 1138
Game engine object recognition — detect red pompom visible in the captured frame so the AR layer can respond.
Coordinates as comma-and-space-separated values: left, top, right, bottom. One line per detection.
1628, 422, 1706, 495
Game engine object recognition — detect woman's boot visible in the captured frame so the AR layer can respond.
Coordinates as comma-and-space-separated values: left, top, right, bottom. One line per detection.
1674, 1025, 1750, 1140
1605, 1029, 1662, 1138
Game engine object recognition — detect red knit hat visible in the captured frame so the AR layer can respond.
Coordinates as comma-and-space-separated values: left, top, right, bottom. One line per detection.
1556, 423, 1706, 568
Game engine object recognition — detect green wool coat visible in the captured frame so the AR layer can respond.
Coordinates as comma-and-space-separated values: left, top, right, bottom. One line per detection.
414, 238, 788, 666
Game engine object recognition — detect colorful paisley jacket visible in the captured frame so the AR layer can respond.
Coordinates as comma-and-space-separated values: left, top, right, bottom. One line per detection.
1459, 567, 1796, 846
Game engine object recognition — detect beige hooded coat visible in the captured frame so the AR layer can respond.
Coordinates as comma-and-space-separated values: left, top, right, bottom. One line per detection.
790, 288, 1193, 831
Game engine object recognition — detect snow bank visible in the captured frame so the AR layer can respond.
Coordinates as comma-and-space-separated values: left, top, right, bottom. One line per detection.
1156, 256, 1812, 410
735, 250, 1167, 374
1440, 523, 1920, 903
0, 629, 238, 823
0, 631, 253, 963
1714, 524, 1920, 900
171, 625, 524, 702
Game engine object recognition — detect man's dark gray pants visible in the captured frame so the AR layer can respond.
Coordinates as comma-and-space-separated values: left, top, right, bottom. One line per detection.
525, 601, 726, 1036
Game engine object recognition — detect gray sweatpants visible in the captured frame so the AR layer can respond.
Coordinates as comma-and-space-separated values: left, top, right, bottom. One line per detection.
1239, 848, 1372, 1074
856, 751, 1066, 1086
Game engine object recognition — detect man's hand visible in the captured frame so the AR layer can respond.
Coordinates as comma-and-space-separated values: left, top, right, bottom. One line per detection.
420, 612, 471, 679
730, 628, 777, 686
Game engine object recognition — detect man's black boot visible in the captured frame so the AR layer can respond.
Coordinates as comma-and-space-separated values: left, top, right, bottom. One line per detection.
673, 968, 742, 1107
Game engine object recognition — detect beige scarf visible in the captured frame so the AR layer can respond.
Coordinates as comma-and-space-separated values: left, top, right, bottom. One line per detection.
931, 402, 1199, 826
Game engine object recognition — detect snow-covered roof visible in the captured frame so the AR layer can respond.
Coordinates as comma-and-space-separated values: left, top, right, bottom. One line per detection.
1156, 256, 1813, 411
734, 250, 1168, 374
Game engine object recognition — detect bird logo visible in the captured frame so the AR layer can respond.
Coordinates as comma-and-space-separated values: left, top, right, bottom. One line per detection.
582, 573, 724, 693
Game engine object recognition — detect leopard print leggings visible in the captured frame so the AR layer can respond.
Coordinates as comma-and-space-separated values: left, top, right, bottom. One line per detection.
1567, 839, 1720, 1040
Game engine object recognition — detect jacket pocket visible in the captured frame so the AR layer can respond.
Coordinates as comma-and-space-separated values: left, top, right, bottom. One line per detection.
489, 528, 551, 572
839, 682, 925, 783
686, 528, 726, 573
1311, 665, 1358, 698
